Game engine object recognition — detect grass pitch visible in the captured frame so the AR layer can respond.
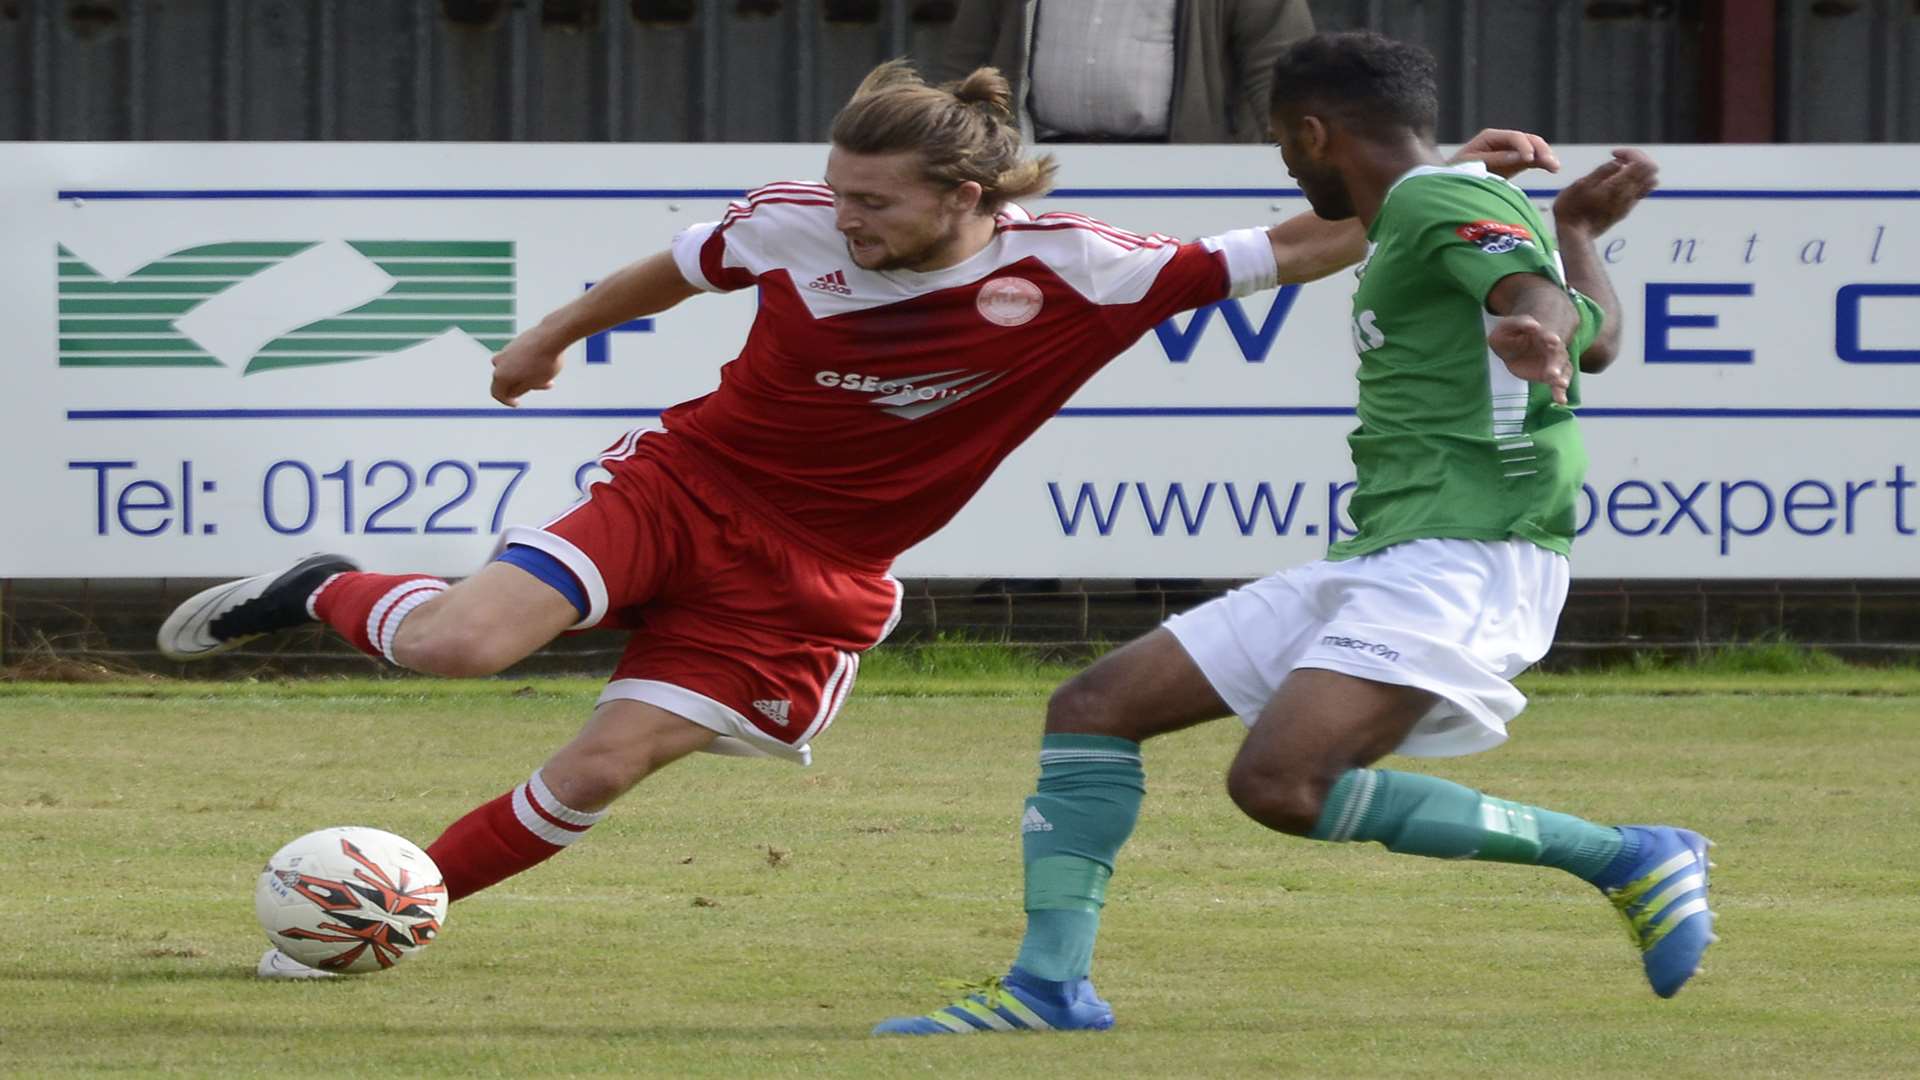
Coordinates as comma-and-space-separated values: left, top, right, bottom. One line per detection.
3, 665, 1919, 1078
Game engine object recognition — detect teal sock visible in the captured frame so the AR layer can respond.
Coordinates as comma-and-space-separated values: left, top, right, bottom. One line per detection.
1309, 768, 1623, 882
1013, 734, 1144, 982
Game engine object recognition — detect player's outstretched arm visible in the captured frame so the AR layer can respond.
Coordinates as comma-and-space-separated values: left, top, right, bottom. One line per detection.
1450, 128, 1561, 180
1266, 212, 1367, 285
489, 250, 702, 407
1486, 273, 1580, 405
1551, 148, 1660, 373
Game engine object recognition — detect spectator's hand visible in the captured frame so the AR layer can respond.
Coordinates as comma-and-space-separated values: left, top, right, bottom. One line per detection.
1453, 129, 1560, 179
1552, 148, 1660, 236
490, 331, 565, 407
1488, 314, 1571, 405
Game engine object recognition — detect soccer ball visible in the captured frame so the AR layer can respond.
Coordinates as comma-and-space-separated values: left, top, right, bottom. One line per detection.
254, 826, 448, 974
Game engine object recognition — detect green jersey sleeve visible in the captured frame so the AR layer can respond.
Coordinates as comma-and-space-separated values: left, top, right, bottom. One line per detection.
1397, 173, 1559, 301
1393, 171, 1604, 363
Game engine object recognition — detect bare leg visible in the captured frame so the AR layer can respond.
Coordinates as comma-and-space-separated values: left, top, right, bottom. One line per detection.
539, 698, 719, 812
1225, 667, 1433, 834
392, 562, 584, 677
1045, 628, 1234, 739
427, 698, 718, 900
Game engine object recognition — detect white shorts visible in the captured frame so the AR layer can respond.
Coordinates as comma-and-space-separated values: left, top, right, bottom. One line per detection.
1164, 538, 1569, 758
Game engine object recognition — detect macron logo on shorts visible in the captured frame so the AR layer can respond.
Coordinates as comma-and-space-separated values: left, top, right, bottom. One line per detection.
753, 699, 792, 727
1320, 635, 1402, 663
806, 269, 853, 296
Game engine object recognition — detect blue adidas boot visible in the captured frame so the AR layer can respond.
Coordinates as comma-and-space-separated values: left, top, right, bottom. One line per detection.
1593, 825, 1719, 998
873, 967, 1115, 1035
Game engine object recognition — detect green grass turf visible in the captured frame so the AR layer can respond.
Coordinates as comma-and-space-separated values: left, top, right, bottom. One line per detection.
3, 672, 1918, 1077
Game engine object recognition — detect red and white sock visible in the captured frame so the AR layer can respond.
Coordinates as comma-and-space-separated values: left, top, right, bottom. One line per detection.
426, 769, 607, 902
309, 572, 448, 663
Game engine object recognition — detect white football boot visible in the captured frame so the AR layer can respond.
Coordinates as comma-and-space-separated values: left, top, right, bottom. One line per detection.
256, 947, 337, 980
157, 554, 357, 661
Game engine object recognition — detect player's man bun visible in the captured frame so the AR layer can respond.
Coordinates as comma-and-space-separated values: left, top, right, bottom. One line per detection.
946, 66, 1015, 120
832, 59, 1056, 211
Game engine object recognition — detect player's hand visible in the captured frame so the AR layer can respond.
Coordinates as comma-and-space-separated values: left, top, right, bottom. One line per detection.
1489, 314, 1572, 405
1552, 148, 1659, 236
1452, 129, 1560, 179
489, 331, 565, 407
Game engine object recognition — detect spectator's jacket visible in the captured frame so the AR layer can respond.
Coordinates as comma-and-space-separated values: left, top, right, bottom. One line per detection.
932, 0, 1313, 144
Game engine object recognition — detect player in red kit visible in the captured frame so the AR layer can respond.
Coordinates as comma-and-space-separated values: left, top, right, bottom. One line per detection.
157, 60, 1556, 981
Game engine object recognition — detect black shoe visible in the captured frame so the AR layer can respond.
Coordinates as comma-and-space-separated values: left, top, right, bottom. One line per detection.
156, 554, 358, 661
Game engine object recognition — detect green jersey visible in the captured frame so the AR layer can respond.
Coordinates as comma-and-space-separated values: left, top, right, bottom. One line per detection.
1328, 162, 1604, 561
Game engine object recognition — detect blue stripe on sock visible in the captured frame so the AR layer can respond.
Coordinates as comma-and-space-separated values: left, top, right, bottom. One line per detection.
495, 544, 588, 619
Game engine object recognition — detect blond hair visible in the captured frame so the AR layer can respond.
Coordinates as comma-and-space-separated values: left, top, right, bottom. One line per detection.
830, 59, 1056, 212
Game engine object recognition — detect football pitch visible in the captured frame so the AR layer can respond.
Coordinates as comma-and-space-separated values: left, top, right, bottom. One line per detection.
4, 665, 1919, 1077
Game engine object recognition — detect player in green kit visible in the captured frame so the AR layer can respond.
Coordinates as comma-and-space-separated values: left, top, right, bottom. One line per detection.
878, 32, 1711, 1035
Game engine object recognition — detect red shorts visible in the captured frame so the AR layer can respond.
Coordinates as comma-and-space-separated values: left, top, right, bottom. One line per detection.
500, 429, 902, 764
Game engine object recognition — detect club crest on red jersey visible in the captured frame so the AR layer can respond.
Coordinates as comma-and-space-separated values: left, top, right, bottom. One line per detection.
976, 276, 1043, 326
1455, 220, 1535, 255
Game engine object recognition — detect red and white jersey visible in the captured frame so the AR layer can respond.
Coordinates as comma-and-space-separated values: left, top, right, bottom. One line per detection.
663, 180, 1278, 563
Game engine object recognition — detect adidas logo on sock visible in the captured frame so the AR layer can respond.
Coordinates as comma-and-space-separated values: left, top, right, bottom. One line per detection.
806, 269, 853, 295
1021, 806, 1053, 833
752, 699, 792, 726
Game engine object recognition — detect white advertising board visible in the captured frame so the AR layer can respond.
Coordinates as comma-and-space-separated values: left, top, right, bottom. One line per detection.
1, 143, 1915, 579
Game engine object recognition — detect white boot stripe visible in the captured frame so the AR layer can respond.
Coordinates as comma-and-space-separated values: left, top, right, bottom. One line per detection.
1643, 849, 1697, 882
1642, 872, 1707, 915
1654, 896, 1711, 929
956, 1001, 1016, 1031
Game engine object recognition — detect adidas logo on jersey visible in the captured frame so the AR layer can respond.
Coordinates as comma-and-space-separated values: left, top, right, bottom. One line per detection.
806, 269, 853, 295
1021, 806, 1054, 833
753, 699, 793, 726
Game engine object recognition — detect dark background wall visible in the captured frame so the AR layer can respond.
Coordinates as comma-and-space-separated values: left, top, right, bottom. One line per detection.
3, 0, 1914, 144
